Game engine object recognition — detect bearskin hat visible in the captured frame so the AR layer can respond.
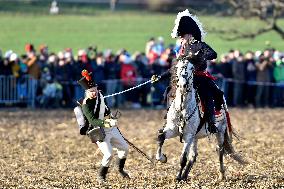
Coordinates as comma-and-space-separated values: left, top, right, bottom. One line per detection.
171, 9, 206, 41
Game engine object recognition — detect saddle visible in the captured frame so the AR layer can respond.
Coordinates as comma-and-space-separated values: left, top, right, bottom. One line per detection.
196, 94, 225, 122
196, 94, 233, 138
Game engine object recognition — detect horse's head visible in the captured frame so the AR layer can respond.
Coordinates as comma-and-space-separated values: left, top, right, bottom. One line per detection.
176, 60, 194, 94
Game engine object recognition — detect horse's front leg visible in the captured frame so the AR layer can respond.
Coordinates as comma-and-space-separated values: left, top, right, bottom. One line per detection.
156, 129, 167, 163
216, 132, 226, 180
156, 111, 180, 163
180, 138, 198, 181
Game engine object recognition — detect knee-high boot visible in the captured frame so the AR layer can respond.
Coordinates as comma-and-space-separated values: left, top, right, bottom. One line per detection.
117, 158, 130, 178
98, 166, 109, 182
205, 99, 218, 133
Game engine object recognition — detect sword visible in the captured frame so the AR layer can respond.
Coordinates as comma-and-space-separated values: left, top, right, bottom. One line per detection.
124, 137, 155, 165
117, 128, 155, 165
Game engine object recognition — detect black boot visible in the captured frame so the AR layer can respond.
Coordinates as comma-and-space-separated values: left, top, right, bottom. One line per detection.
207, 113, 218, 134
208, 121, 217, 133
98, 166, 109, 182
117, 158, 130, 179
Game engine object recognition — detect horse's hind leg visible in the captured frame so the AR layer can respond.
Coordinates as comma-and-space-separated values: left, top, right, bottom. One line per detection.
180, 139, 198, 181
216, 132, 226, 180
176, 137, 196, 181
176, 141, 190, 181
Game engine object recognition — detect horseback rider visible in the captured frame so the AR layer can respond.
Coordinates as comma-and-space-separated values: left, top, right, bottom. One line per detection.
152, 9, 224, 133
74, 70, 129, 182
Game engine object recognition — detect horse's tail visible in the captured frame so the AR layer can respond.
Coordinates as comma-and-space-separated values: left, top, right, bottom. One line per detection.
223, 129, 248, 165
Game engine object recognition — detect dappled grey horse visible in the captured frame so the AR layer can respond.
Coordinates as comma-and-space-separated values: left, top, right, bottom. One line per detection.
156, 60, 246, 181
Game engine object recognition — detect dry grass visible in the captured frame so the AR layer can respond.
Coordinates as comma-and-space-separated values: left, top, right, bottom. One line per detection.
0, 108, 283, 188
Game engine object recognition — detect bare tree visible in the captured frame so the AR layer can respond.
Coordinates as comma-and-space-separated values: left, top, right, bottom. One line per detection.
213, 0, 284, 40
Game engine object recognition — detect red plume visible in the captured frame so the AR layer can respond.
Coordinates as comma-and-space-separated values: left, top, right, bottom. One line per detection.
81, 70, 91, 81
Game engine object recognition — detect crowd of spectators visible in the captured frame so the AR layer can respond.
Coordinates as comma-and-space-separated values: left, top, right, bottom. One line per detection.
209, 48, 284, 108
0, 37, 174, 108
0, 38, 284, 108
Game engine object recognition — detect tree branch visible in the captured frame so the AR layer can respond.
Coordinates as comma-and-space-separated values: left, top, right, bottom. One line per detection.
213, 0, 284, 40
228, 0, 241, 8
273, 23, 284, 39
219, 25, 273, 41
208, 27, 241, 35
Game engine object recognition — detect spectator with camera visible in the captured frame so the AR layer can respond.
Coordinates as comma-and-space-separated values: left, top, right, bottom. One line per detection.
54, 51, 73, 107
244, 51, 257, 107
255, 49, 274, 107
104, 49, 121, 107
232, 50, 246, 107
119, 53, 140, 108
92, 52, 105, 90
133, 52, 152, 107
24, 44, 41, 80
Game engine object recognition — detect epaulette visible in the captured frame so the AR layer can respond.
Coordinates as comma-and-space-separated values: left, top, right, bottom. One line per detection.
82, 98, 88, 105
76, 98, 84, 106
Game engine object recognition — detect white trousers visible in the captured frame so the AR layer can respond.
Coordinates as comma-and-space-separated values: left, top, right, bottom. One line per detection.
96, 127, 129, 167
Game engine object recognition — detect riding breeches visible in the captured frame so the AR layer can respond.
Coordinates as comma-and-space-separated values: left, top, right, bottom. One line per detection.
96, 127, 129, 167
193, 75, 224, 123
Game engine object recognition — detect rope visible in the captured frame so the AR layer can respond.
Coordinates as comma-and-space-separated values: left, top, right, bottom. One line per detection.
103, 79, 152, 99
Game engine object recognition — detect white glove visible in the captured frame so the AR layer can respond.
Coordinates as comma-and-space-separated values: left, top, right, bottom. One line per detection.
105, 119, 118, 127
151, 75, 159, 83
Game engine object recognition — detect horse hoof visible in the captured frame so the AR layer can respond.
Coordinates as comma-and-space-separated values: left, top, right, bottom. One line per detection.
160, 154, 167, 163
181, 176, 188, 182
175, 176, 187, 182
156, 154, 167, 163
175, 176, 182, 182
218, 173, 226, 181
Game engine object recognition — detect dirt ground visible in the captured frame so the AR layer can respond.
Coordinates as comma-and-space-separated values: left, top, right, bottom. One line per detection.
0, 108, 283, 188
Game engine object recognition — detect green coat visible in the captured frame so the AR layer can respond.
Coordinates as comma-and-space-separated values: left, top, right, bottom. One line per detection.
273, 62, 284, 82
81, 98, 105, 127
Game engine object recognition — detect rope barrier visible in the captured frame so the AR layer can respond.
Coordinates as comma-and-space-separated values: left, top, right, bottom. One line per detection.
60, 76, 284, 88
102, 75, 284, 99
214, 76, 284, 87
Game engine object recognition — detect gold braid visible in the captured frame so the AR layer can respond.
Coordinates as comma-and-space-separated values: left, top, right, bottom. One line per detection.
176, 37, 198, 62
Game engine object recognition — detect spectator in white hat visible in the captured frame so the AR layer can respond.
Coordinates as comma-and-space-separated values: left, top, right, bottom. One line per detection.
9, 53, 20, 78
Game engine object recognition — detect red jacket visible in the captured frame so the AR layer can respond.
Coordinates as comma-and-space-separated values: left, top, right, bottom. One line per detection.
120, 63, 137, 87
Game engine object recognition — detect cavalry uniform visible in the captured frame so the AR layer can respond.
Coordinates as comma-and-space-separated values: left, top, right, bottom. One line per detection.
184, 40, 224, 133
154, 10, 224, 133
74, 70, 129, 182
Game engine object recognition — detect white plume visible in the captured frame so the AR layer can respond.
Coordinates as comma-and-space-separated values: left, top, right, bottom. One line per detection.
171, 9, 206, 41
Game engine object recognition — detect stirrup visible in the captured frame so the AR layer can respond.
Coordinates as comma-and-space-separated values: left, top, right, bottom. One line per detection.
208, 124, 218, 133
